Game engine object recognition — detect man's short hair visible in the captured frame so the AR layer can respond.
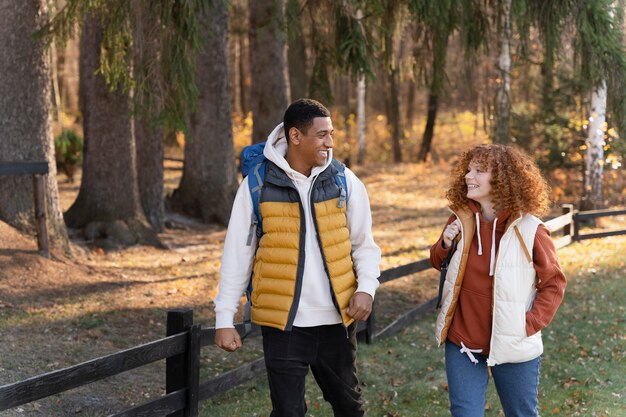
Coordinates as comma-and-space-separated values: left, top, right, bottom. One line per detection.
283, 99, 330, 141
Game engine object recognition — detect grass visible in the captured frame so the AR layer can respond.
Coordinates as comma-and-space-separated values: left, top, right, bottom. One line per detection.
200, 235, 626, 417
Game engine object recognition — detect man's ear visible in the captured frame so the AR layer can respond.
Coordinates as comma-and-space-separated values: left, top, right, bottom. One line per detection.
289, 127, 301, 145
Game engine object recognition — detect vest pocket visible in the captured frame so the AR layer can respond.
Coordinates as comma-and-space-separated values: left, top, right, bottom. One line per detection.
494, 301, 526, 337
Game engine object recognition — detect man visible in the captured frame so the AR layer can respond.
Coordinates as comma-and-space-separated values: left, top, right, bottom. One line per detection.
214, 98, 381, 417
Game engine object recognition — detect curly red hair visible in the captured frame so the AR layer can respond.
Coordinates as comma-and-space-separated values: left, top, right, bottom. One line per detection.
446, 144, 551, 216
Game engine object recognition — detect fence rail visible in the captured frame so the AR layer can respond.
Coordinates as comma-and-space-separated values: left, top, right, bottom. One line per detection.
2, 204, 625, 416
0, 161, 50, 256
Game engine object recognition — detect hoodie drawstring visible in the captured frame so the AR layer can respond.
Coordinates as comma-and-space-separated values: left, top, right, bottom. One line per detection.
489, 217, 498, 276
460, 341, 483, 365
475, 212, 498, 276
475, 212, 483, 255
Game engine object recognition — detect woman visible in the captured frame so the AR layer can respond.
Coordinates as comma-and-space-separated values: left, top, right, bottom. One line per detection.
430, 144, 566, 417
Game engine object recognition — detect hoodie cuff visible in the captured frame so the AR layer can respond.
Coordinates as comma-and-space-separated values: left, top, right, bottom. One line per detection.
525, 312, 540, 336
356, 277, 379, 300
215, 309, 237, 329
434, 239, 452, 257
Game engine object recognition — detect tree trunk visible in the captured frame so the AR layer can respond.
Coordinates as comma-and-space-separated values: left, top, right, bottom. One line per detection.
49, 41, 62, 123
405, 77, 417, 129
59, 35, 80, 118
65, 12, 158, 248
249, 0, 290, 143
418, 94, 439, 162
135, 115, 165, 231
381, 1, 402, 163
229, 0, 249, 116
356, 75, 366, 165
239, 32, 251, 116
541, 47, 555, 118
0, 0, 70, 253
417, 29, 448, 163
170, 0, 238, 225
387, 69, 402, 163
494, 0, 512, 144
582, 80, 607, 211
287, 0, 308, 101
132, 0, 165, 232
230, 30, 242, 116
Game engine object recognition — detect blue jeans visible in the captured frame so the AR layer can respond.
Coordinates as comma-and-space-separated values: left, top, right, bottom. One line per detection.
445, 341, 541, 417
262, 323, 364, 417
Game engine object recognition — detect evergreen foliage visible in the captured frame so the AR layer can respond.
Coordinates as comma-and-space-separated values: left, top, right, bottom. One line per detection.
39, 0, 210, 132
300, 0, 380, 103
574, 0, 626, 139
54, 129, 83, 182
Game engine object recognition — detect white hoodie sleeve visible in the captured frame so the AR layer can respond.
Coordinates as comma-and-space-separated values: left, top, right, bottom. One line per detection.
213, 177, 258, 329
345, 168, 381, 298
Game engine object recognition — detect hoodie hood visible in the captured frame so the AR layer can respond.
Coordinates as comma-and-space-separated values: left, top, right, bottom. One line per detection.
263, 122, 333, 181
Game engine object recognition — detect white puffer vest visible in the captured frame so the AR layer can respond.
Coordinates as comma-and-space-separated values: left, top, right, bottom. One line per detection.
435, 210, 543, 366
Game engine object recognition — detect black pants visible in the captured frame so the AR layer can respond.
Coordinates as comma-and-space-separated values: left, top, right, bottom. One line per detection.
261, 323, 364, 417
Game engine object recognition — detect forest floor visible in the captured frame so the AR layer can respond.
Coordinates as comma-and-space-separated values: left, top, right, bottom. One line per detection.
0, 159, 457, 416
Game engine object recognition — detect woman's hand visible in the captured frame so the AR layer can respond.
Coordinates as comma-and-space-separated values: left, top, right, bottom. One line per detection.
442, 219, 461, 249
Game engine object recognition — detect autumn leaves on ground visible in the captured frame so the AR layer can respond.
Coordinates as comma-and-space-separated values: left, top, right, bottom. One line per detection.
1, 156, 625, 416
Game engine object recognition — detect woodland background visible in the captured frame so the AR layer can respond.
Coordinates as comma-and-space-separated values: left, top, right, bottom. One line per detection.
1, 0, 626, 416
1, 0, 626, 250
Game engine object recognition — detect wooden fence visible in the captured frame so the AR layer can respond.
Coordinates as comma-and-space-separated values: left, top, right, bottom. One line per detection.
1, 204, 625, 416
0, 161, 50, 257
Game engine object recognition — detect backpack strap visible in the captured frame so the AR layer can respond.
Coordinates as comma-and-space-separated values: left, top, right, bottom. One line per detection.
331, 159, 348, 208
246, 160, 266, 246
436, 236, 459, 309
243, 162, 265, 335
513, 225, 532, 263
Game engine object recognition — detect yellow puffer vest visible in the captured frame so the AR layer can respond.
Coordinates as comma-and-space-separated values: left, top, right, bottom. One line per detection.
250, 161, 357, 330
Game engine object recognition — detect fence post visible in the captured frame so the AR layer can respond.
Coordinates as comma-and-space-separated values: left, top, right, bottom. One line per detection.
166, 309, 194, 417
573, 211, 580, 241
562, 204, 575, 239
185, 324, 201, 417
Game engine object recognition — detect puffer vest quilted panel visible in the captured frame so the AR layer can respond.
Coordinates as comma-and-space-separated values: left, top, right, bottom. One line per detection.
251, 201, 300, 328
250, 161, 356, 330
314, 198, 357, 326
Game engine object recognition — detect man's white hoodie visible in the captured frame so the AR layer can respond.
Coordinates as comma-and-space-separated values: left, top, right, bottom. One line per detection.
214, 123, 381, 329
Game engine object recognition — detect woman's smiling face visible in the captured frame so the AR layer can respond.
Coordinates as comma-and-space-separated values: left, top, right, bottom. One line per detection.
465, 160, 493, 205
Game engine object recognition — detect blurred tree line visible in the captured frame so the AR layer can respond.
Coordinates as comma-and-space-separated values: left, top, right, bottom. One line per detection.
0, 0, 624, 252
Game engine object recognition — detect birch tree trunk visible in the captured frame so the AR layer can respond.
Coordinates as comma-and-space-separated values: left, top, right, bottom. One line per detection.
494, 0, 512, 144
0, 0, 70, 253
356, 75, 366, 165
582, 80, 607, 210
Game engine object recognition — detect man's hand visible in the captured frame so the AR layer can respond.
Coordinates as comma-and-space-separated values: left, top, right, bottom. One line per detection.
346, 292, 373, 321
215, 328, 242, 352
